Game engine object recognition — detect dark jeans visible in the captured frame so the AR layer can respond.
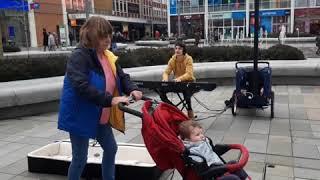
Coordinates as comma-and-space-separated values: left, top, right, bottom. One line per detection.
68, 124, 117, 180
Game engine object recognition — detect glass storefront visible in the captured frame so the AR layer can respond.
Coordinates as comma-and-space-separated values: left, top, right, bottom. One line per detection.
170, 14, 204, 38
249, 9, 290, 36
208, 12, 245, 41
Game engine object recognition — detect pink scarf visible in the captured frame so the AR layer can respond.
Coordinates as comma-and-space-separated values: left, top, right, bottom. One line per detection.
98, 54, 116, 124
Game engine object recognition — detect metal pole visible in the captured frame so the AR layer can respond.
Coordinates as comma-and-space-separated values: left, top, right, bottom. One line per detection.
22, 0, 29, 50
0, 24, 3, 58
253, 0, 259, 71
85, 0, 90, 19
253, 0, 260, 95
178, 0, 181, 38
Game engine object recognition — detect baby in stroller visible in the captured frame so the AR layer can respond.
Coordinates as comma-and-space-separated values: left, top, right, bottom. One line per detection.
179, 120, 250, 180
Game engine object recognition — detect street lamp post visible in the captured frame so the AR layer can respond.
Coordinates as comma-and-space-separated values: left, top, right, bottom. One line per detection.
22, 0, 29, 50
177, 0, 181, 38
0, 25, 3, 58
252, 0, 260, 95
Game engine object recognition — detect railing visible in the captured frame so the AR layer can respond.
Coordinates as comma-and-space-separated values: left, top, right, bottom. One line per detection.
177, 5, 205, 14
249, 1, 291, 9
208, 3, 245, 12
93, 8, 113, 16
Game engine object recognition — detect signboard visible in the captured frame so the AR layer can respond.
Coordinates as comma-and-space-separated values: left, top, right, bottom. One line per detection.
68, 13, 86, 19
208, 13, 231, 19
30, 2, 40, 10
250, 10, 290, 17
170, 0, 177, 15
128, 3, 139, 14
232, 12, 245, 20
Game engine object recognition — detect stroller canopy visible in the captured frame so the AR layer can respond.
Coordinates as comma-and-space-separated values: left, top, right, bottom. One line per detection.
141, 101, 199, 179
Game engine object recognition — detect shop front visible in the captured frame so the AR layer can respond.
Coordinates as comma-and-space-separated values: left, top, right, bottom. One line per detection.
295, 8, 320, 34
170, 14, 204, 39
249, 9, 290, 36
208, 11, 246, 41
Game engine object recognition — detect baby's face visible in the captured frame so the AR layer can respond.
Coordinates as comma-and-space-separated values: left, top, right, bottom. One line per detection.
189, 127, 205, 142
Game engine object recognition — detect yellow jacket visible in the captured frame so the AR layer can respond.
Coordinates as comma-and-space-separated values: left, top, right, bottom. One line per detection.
162, 53, 196, 81
104, 50, 126, 133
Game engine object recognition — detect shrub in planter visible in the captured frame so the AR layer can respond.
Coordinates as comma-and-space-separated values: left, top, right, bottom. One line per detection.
117, 48, 172, 68
0, 56, 67, 82
3, 46, 21, 52
265, 44, 305, 60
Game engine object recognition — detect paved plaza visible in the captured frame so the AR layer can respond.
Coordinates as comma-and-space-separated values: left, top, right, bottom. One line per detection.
0, 85, 320, 179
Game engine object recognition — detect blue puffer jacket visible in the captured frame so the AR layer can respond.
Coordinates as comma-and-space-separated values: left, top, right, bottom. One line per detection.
58, 47, 137, 138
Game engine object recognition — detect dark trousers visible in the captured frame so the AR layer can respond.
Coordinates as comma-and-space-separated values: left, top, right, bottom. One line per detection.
217, 161, 249, 180
159, 90, 192, 111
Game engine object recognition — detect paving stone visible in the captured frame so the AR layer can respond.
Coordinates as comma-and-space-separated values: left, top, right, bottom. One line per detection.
265, 175, 294, 180
270, 119, 291, 136
0, 173, 14, 180
266, 155, 294, 167
293, 137, 320, 146
248, 119, 270, 135
0, 144, 40, 169
210, 115, 234, 131
291, 130, 315, 138
249, 153, 266, 163
205, 129, 224, 144
265, 165, 294, 178
288, 86, 301, 95
244, 134, 268, 153
245, 171, 263, 180
267, 136, 292, 156
273, 104, 290, 119
275, 95, 289, 104
307, 109, 320, 121
114, 128, 141, 143
244, 161, 265, 173
301, 86, 315, 94
290, 120, 312, 131
294, 158, 320, 170
226, 117, 251, 136
294, 167, 320, 180
293, 143, 320, 159
128, 134, 144, 144
0, 158, 27, 175
311, 124, 320, 132
289, 95, 305, 105
289, 107, 308, 120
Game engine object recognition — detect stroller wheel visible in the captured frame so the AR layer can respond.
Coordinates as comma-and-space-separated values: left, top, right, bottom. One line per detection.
270, 91, 274, 119
231, 95, 237, 116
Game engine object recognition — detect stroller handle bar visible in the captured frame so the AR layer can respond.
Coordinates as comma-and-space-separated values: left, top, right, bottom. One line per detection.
235, 61, 270, 69
118, 96, 151, 118
226, 144, 249, 172
202, 144, 249, 178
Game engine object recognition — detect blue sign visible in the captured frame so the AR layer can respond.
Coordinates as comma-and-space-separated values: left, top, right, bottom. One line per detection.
0, 0, 29, 11
251, 10, 290, 17
30, 2, 40, 10
170, 0, 177, 15
232, 12, 246, 20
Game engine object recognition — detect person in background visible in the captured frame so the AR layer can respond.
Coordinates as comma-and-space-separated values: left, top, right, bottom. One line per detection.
43, 28, 48, 51
58, 16, 142, 180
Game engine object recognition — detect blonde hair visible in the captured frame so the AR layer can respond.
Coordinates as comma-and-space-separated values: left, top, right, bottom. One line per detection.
179, 120, 202, 140
79, 16, 113, 48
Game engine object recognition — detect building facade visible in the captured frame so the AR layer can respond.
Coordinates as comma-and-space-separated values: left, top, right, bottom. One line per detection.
168, 0, 320, 41
66, 0, 168, 43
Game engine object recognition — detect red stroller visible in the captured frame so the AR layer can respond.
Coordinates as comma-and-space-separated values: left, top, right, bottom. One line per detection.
119, 97, 250, 180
